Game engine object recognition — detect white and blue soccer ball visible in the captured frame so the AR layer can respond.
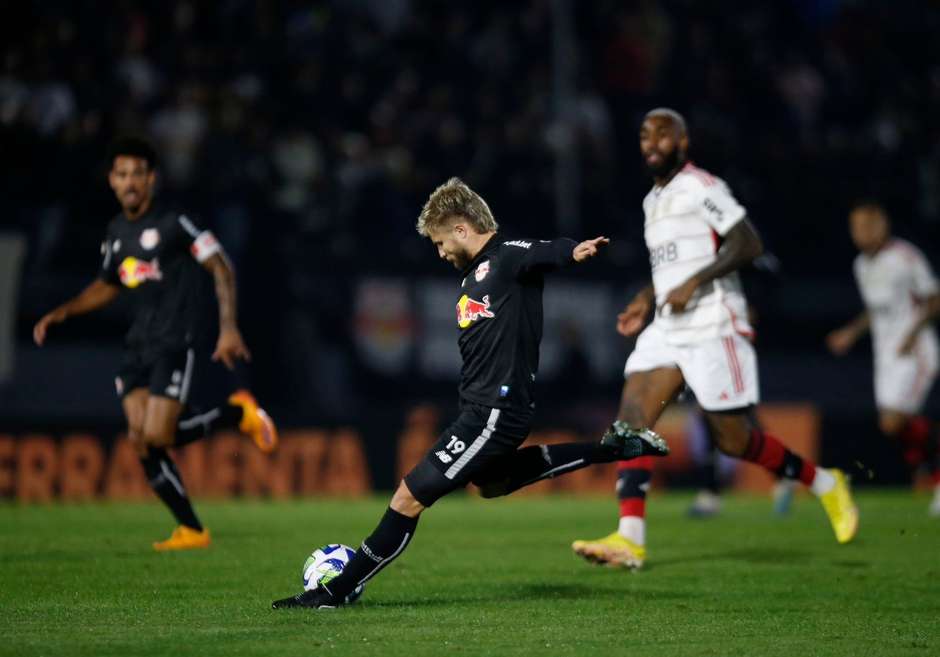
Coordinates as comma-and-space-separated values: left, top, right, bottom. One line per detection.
302, 543, 364, 603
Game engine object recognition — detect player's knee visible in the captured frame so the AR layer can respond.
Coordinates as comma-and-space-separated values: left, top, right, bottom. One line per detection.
141, 427, 173, 449
127, 429, 148, 457
390, 481, 425, 518
879, 414, 906, 436
711, 422, 749, 456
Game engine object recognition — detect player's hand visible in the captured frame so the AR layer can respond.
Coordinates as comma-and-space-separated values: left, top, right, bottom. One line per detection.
212, 327, 252, 370
617, 296, 651, 337
33, 308, 67, 346
825, 327, 856, 356
572, 237, 609, 263
897, 331, 918, 356
661, 278, 699, 314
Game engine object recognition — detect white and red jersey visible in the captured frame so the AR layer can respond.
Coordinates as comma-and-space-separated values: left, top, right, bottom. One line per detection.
642, 162, 751, 344
854, 238, 939, 360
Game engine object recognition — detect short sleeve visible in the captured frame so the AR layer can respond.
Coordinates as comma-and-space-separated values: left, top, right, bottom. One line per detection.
912, 251, 939, 297
699, 181, 746, 236
98, 230, 119, 285
176, 214, 222, 263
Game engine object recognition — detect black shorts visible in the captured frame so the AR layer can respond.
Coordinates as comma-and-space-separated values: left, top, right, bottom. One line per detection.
404, 403, 533, 507
115, 346, 198, 403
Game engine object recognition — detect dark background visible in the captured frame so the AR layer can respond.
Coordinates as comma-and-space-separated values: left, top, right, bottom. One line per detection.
2, 0, 938, 487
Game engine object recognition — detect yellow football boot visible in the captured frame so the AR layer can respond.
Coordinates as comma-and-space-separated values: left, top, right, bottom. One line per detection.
572, 532, 646, 570
820, 469, 859, 544
153, 525, 211, 551
229, 389, 278, 453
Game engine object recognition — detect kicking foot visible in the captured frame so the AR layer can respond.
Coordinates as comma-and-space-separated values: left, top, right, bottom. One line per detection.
601, 421, 669, 459
229, 389, 278, 453
272, 586, 341, 610
153, 525, 211, 551
572, 531, 646, 570
819, 469, 859, 544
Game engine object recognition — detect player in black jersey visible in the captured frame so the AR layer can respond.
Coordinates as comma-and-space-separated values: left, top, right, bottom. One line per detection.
272, 177, 669, 609
34, 137, 277, 550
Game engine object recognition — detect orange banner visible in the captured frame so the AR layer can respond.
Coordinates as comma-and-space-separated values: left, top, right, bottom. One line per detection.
1, 403, 818, 501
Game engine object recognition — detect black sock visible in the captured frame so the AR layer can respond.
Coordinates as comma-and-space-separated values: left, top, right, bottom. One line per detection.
175, 403, 243, 447
698, 448, 721, 495
476, 442, 614, 497
322, 507, 418, 600
140, 447, 203, 531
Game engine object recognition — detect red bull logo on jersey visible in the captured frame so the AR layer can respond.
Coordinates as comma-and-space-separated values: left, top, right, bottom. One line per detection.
456, 294, 495, 329
118, 256, 163, 289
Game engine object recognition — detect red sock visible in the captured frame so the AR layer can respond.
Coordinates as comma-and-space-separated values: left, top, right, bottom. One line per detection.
617, 456, 654, 518
898, 417, 931, 467
742, 429, 816, 487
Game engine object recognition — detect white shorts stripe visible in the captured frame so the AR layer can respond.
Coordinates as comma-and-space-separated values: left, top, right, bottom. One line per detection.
444, 408, 500, 480
160, 460, 186, 497
178, 407, 221, 431
723, 337, 744, 393
179, 349, 195, 404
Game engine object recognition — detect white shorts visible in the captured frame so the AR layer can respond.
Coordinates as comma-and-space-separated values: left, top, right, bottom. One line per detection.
624, 322, 760, 411
874, 340, 938, 415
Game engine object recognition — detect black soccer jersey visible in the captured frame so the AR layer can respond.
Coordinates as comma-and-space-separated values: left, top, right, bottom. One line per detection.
455, 233, 577, 412
98, 205, 221, 353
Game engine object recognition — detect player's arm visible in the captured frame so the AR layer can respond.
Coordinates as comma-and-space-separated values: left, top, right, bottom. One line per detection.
662, 218, 763, 313
899, 253, 940, 355
33, 279, 120, 346
617, 284, 654, 337
825, 310, 870, 356
200, 253, 251, 369
512, 237, 609, 275
899, 292, 940, 355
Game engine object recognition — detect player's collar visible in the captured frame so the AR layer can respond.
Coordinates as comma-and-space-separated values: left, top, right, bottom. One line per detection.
462, 232, 500, 276
121, 201, 160, 223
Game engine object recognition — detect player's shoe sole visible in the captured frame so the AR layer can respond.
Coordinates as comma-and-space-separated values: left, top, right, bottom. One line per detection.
601, 421, 670, 459
572, 531, 646, 570
272, 586, 339, 610
229, 389, 278, 453
820, 468, 858, 544
153, 525, 211, 551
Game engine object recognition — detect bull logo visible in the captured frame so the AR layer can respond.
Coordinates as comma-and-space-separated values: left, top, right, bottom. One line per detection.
456, 294, 495, 329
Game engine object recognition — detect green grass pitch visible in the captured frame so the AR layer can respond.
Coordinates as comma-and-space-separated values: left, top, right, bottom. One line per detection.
2, 491, 938, 657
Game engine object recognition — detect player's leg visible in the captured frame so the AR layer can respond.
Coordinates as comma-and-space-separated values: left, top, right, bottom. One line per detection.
122, 387, 150, 458
874, 349, 939, 513
696, 334, 857, 543
687, 408, 722, 517
571, 365, 684, 569
174, 390, 277, 452
136, 348, 211, 549
140, 394, 211, 549
173, 353, 278, 452
273, 404, 509, 609
471, 414, 670, 498
879, 409, 922, 463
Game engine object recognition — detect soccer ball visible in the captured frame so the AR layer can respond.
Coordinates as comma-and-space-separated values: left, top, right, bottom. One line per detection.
302, 544, 364, 603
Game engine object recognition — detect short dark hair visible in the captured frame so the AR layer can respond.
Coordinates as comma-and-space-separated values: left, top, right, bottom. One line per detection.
107, 136, 158, 170
850, 198, 887, 216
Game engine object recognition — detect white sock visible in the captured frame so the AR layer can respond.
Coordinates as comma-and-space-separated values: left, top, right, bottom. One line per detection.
618, 516, 645, 546
810, 467, 835, 496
